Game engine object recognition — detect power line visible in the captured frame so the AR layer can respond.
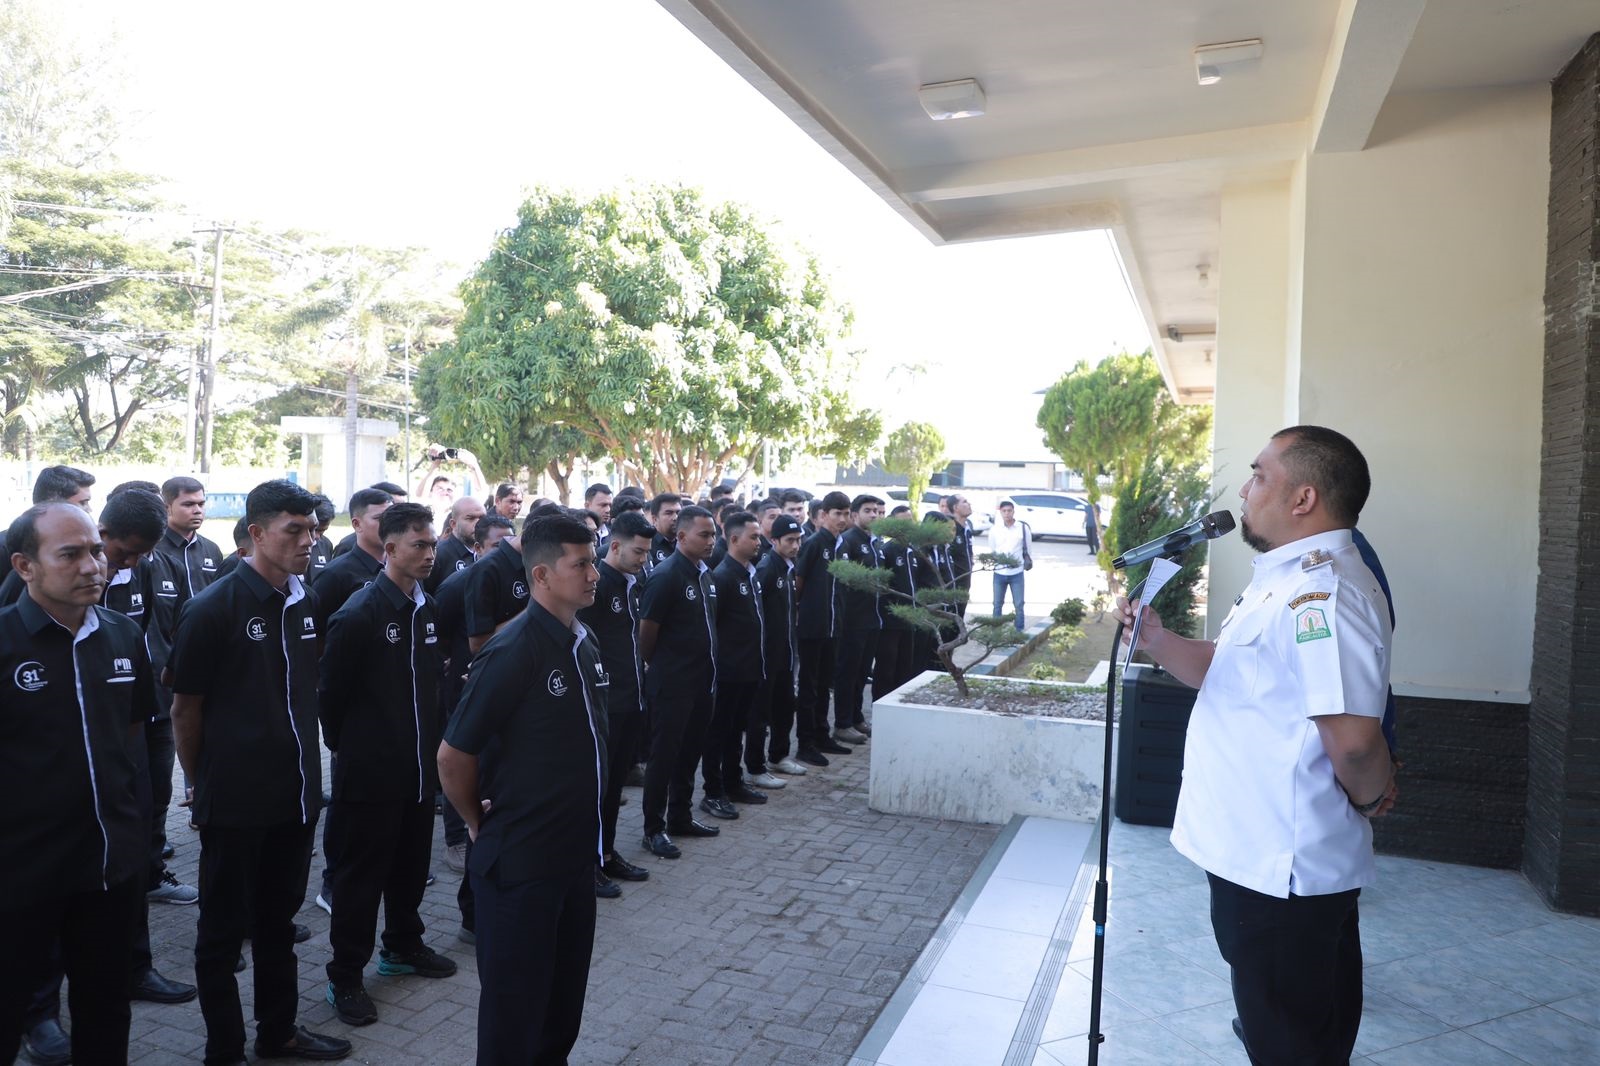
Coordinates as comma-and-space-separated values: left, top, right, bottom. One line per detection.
12, 198, 203, 222
0, 264, 194, 280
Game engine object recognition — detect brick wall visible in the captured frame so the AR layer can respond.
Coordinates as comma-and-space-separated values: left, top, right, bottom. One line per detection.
1373, 696, 1527, 870
1529, 32, 1600, 915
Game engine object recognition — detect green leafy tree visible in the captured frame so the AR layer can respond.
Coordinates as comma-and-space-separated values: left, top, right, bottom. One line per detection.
1108, 454, 1215, 637
419, 184, 878, 495
881, 421, 947, 510
0, 1, 125, 168
830, 516, 1025, 698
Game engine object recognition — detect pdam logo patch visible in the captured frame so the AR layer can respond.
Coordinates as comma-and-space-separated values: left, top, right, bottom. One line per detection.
547, 670, 568, 697
738, 582, 749, 596
385, 622, 402, 644
684, 584, 698, 602
454, 559, 468, 572
512, 581, 529, 600
245, 617, 268, 642
611, 595, 624, 614
13, 661, 46, 692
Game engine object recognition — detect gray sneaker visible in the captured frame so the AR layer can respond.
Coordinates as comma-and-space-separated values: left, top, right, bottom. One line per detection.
147, 869, 199, 905
445, 843, 468, 873
748, 772, 786, 789
834, 727, 868, 744
772, 757, 809, 775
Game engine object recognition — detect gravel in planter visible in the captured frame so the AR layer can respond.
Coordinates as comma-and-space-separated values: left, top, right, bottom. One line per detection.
914, 676, 1114, 721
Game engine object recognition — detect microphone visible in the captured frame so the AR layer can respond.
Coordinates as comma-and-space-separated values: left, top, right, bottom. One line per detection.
1111, 510, 1235, 570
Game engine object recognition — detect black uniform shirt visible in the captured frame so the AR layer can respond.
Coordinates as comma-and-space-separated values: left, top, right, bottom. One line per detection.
216, 553, 243, 579
711, 555, 765, 683
707, 534, 728, 571
332, 531, 357, 558
646, 531, 675, 574
311, 543, 384, 633
577, 560, 644, 716
465, 537, 528, 638
319, 573, 443, 803
103, 554, 178, 718
886, 544, 935, 630
170, 563, 322, 828
153, 527, 226, 609
433, 563, 474, 681
950, 520, 975, 583
640, 550, 717, 697
444, 600, 608, 881
307, 534, 335, 585
427, 533, 474, 595
755, 549, 797, 676
0, 567, 22, 608
1, 593, 156, 907
795, 530, 842, 640
836, 527, 884, 631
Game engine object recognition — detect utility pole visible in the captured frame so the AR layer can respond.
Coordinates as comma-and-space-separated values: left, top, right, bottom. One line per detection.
402, 325, 412, 475
198, 224, 227, 473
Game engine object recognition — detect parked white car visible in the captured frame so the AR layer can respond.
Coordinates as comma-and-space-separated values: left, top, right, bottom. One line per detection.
986, 492, 1106, 540
883, 488, 994, 534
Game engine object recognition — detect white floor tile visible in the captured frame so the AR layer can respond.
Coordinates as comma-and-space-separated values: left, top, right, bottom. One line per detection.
963, 875, 1071, 937
877, 983, 1022, 1066
925, 923, 1051, 1002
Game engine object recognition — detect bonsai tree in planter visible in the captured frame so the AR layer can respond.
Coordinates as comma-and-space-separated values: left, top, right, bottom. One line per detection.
829, 515, 1026, 698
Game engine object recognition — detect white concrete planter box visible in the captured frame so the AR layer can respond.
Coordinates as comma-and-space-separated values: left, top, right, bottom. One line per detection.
869, 670, 1114, 825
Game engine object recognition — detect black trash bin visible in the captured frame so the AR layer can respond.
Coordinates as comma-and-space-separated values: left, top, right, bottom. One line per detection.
1115, 663, 1199, 827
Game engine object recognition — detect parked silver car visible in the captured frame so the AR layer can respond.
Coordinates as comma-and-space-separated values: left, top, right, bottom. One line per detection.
987, 492, 1105, 540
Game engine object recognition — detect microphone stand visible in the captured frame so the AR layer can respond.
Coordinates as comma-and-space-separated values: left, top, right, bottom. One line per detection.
1085, 547, 1182, 1065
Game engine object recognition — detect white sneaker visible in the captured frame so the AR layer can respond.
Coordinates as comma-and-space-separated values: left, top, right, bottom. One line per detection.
749, 772, 786, 789
315, 892, 333, 915
834, 727, 868, 744
772, 757, 808, 775
445, 843, 468, 873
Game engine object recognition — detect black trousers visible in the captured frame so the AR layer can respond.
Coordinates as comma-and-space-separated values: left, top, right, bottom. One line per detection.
473, 865, 595, 1066
765, 665, 798, 763
873, 628, 916, 700
441, 678, 471, 849
642, 683, 713, 836
795, 637, 834, 749
194, 821, 316, 1064
2, 878, 140, 1066
833, 629, 879, 728
601, 711, 644, 856
458, 840, 476, 934
325, 797, 434, 986
703, 680, 760, 797
144, 716, 176, 881
744, 678, 773, 776
1208, 873, 1363, 1066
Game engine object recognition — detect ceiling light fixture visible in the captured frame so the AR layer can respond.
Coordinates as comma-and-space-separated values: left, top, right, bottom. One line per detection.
1193, 39, 1263, 86
918, 78, 987, 121
1166, 325, 1218, 343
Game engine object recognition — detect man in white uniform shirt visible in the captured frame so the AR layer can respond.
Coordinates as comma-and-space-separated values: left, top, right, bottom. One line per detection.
1116, 425, 1396, 1065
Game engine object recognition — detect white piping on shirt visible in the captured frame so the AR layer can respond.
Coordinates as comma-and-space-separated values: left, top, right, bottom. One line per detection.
282, 575, 310, 824
406, 581, 427, 804
67, 609, 110, 889
572, 621, 605, 863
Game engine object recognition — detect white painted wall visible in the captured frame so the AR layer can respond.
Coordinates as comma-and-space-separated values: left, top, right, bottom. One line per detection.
1208, 180, 1293, 635
961, 460, 1057, 490
1293, 86, 1549, 702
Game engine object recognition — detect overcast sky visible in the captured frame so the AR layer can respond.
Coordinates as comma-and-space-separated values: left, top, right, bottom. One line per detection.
69, 0, 1150, 455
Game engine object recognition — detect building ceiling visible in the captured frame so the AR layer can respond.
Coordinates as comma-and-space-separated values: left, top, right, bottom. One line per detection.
657, 0, 1597, 401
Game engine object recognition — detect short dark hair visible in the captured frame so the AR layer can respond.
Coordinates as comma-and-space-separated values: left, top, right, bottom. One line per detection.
722, 510, 757, 539
521, 513, 596, 572
1272, 425, 1371, 525
33, 465, 94, 503
231, 515, 252, 549
890, 505, 912, 517
780, 489, 807, 506
709, 484, 733, 499
608, 510, 653, 543
753, 498, 778, 515
613, 495, 645, 515
711, 497, 739, 516
820, 491, 851, 512
429, 475, 452, 491
246, 479, 317, 528
575, 508, 602, 529
526, 502, 565, 523
7, 502, 91, 559
495, 482, 520, 501
648, 492, 682, 516
850, 494, 884, 513
348, 488, 393, 518
379, 501, 435, 541
161, 476, 204, 504
310, 493, 336, 527
474, 514, 515, 546
109, 479, 160, 499
370, 481, 407, 498
584, 483, 612, 502
99, 488, 166, 543
808, 499, 824, 519
675, 504, 714, 536
615, 485, 646, 500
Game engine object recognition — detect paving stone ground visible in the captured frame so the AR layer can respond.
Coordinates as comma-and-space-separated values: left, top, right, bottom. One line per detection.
124, 732, 998, 1064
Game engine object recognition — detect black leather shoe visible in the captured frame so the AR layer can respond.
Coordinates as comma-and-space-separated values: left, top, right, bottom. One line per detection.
22, 1018, 70, 1066
161, 842, 175, 860
728, 786, 768, 805
668, 818, 721, 837
293, 922, 311, 944
699, 796, 739, 820
603, 853, 650, 882
816, 738, 853, 754
853, 720, 872, 737
796, 748, 830, 767
595, 869, 622, 898
643, 832, 681, 859
254, 1025, 352, 1060
132, 968, 199, 1004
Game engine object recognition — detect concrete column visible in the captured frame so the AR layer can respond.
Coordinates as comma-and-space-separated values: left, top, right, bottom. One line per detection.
1207, 181, 1291, 635
1528, 33, 1600, 915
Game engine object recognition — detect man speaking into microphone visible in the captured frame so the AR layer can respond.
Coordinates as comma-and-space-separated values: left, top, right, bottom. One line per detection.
1115, 426, 1394, 1065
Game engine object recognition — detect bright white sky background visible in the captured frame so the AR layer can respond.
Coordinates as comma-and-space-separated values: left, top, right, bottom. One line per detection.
67, 0, 1150, 461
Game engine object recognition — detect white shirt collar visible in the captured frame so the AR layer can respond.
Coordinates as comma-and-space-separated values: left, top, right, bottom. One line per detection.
1251, 529, 1354, 573
108, 568, 134, 588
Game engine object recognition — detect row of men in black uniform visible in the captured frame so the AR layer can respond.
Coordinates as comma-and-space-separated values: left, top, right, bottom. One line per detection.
0, 465, 977, 1066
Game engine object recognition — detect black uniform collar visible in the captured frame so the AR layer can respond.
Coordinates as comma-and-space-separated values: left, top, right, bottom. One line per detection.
496, 537, 521, 563
525, 597, 584, 648
371, 571, 423, 611
232, 558, 309, 604
14, 589, 95, 637
161, 526, 197, 550
347, 542, 385, 572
